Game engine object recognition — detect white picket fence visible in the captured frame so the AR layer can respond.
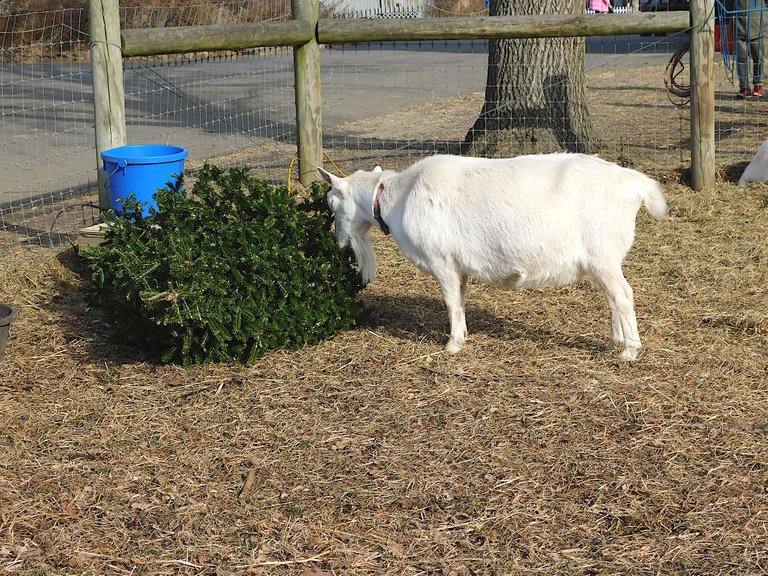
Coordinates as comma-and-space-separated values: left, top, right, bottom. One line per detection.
329, 0, 426, 18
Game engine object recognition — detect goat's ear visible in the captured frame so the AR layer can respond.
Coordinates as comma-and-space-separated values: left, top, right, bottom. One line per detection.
317, 167, 346, 191
316, 167, 334, 184
373, 165, 383, 173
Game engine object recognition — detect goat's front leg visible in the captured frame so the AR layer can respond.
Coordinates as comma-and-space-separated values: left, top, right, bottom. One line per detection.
435, 270, 468, 353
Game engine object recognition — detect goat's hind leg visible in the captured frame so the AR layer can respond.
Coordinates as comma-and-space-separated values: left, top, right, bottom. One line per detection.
591, 267, 642, 361
605, 294, 623, 352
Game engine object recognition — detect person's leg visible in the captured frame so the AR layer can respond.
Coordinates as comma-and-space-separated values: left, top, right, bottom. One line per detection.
736, 36, 753, 96
752, 37, 764, 94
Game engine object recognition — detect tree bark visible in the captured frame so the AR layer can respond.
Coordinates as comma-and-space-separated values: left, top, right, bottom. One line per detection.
463, 0, 599, 156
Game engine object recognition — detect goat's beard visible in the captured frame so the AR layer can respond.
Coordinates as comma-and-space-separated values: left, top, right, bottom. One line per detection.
349, 232, 376, 286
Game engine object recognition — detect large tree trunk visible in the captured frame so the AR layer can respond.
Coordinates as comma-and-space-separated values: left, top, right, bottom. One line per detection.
463, 0, 599, 156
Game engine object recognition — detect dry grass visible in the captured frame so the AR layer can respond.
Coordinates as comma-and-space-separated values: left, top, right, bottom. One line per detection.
2, 56, 768, 575
2, 164, 768, 575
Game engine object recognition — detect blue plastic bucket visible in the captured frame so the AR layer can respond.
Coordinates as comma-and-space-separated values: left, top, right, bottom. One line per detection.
101, 144, 188, 215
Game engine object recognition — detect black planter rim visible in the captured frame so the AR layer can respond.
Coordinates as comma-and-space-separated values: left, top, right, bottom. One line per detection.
0, 303, 18, 328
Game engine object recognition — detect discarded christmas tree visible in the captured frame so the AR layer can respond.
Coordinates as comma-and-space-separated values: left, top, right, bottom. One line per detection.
85, 164, 364, 365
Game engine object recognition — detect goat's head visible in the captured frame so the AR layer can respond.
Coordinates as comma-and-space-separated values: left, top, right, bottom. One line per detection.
317, 166, 382, 286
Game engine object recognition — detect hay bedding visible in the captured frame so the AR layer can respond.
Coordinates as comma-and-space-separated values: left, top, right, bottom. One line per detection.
1, 176, 767, 576
3, 66, 768, 573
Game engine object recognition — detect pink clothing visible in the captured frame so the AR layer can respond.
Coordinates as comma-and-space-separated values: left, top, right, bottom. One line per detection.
589, 0, 612, 11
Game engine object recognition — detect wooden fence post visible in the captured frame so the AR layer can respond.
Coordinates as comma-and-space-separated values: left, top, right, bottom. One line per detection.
292, 0, 323, 187
89, 0, 127, 210
690, 0, 716, 190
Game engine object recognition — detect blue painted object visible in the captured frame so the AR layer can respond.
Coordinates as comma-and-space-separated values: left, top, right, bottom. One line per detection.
101, 144, 188, 216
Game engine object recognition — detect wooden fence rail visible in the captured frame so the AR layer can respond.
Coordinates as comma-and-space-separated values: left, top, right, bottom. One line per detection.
120, 12, 690, 53
121, 20, 314, 55
91, 0, 715, 194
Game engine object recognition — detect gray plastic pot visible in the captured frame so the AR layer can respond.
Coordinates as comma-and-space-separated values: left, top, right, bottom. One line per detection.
0, 303, 19, 360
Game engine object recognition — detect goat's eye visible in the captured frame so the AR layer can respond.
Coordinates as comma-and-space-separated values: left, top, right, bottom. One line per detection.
327, 194, 340, 211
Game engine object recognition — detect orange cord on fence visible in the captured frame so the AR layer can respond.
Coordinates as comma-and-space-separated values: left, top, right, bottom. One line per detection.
287, 154, 297, 191
323, 152, 347, 177
287, 152, 347, 192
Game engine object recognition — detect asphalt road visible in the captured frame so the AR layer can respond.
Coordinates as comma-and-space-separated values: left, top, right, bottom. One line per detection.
0, 34, 688, 209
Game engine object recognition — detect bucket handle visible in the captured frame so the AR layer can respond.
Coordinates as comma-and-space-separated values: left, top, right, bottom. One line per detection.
104, 158, 129, 189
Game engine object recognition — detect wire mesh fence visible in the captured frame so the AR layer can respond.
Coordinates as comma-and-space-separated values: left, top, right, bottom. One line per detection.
0, 2, 765, 250
317, 34, 695, 178
0, 2, 298, 249
0, 7, 99, 248
122, 48, 297, 179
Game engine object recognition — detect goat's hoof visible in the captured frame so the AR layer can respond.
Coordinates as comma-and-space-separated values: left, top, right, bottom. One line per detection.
619, 346, 640, 361
446, 340, 464, 354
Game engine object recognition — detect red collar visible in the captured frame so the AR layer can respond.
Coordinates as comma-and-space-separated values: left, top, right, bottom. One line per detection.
373, 182, 390, 235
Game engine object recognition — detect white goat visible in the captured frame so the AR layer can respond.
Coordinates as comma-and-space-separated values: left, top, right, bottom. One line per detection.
739, 139, 768, 187
318, 153, 668, 360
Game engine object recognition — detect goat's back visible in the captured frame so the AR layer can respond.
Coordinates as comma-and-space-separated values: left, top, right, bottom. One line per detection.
388, 154, 665, 288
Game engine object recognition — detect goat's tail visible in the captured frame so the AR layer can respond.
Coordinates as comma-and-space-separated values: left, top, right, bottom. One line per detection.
638, 179, 669, 221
